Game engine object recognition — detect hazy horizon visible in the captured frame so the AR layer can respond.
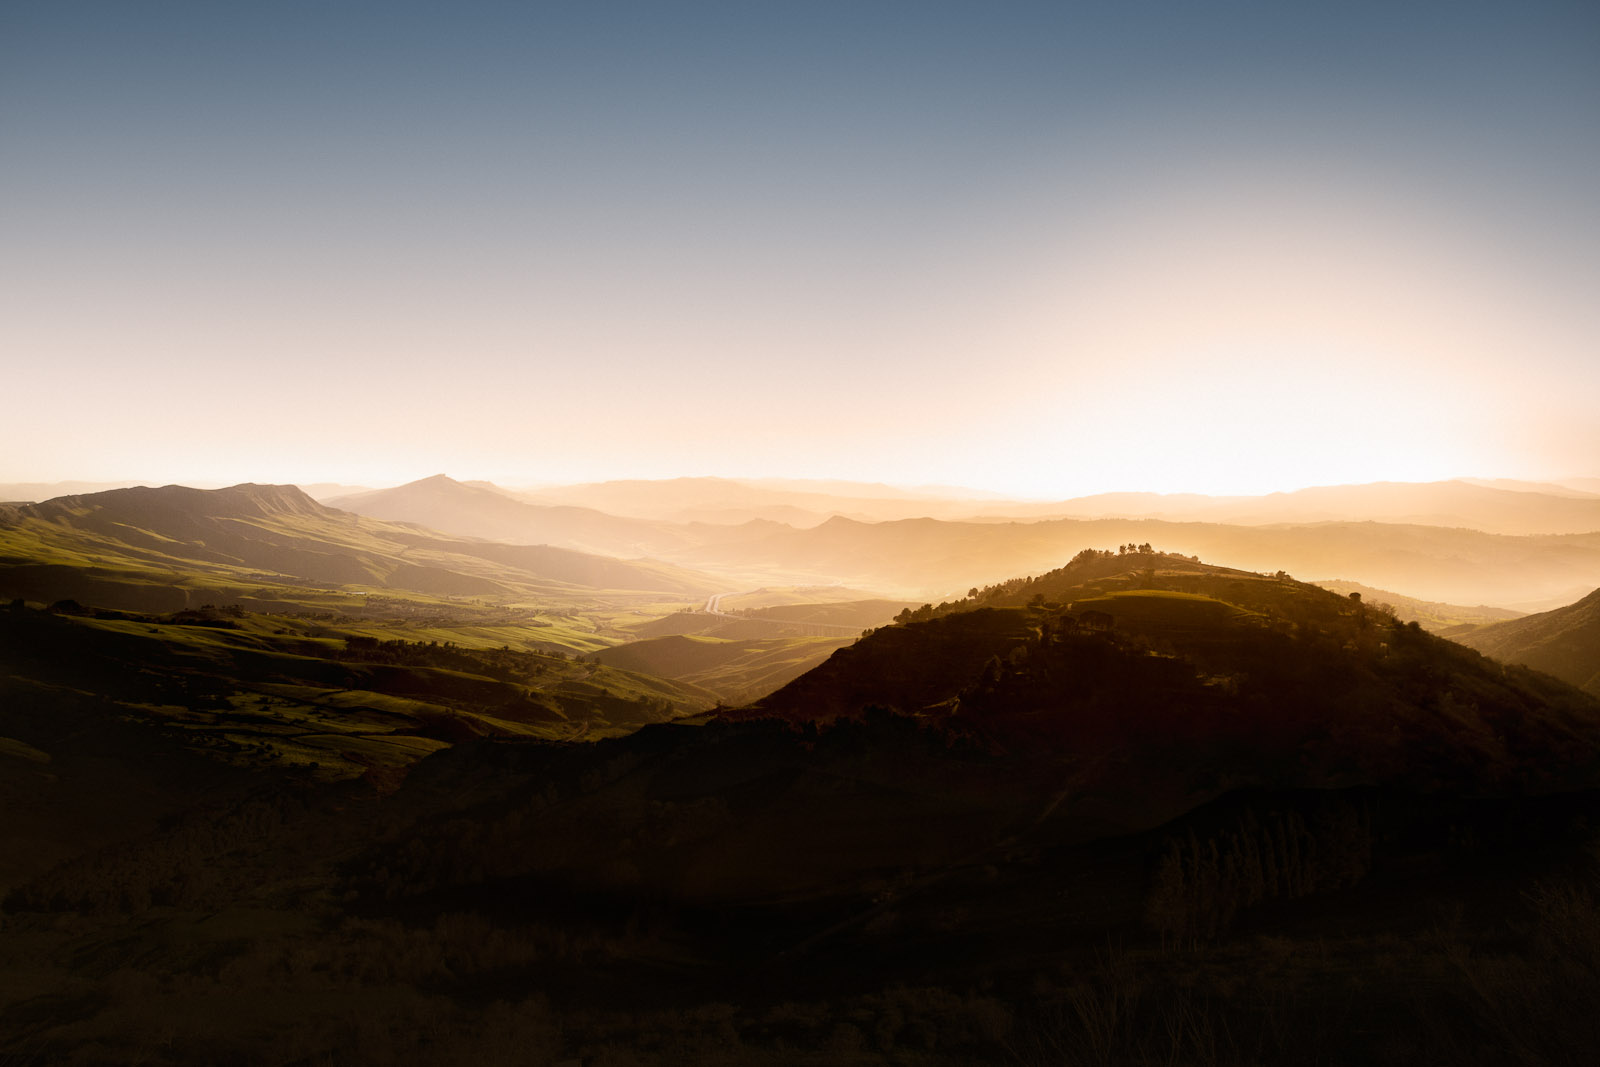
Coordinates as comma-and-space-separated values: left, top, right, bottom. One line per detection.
5, 1, 1597, 496
6, 470, 1600, 506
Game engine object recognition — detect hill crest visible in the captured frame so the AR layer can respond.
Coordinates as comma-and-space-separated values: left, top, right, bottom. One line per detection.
1453, 587, 1600, 695
27, 482, 331, 521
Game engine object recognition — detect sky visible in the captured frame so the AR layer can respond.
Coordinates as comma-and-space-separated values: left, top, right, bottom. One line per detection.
3, 0, 1597, 498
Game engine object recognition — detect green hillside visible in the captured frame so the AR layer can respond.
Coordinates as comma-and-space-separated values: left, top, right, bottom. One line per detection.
593, 632, 851, 703
1, 602, 714, 786
0, 483, 719, 616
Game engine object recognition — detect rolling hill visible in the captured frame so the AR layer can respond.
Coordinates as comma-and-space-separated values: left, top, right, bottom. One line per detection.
328, 475, 701, 556
592, 632, 851, 704
0, 482, 719, 613
1452, 587, 1600, 695
1309, 579, 1524, 631
8, 550, 1600, 1064
596, 598, 913, 702
737, 551, 1600, 809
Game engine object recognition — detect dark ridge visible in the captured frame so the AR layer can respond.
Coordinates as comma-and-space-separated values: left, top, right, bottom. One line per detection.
21, 481, 332, 522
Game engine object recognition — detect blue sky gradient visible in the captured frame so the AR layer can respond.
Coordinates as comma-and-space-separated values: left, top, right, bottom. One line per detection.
3, 1, 1597, 493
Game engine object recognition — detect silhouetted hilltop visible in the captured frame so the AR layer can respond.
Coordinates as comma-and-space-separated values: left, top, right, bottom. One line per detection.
1454, 587, 1600, 695
735, 551, 1600, 808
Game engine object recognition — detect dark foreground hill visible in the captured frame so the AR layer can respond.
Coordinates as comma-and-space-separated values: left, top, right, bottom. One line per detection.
6, 552, 1600, 1065
735, 551, 1600, 827
0, 602, 711, 836
1453, 587, 1600, 696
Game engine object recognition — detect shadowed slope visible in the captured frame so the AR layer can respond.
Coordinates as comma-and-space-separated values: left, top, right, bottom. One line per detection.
736, 553, 1600, 806
9, 555, 1600, 1065
1453, 587, 1600, 695
592, 632, 853, 704
356, 554, 1600, 909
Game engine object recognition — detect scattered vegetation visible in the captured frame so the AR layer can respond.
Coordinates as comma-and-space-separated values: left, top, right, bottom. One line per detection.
7, 489, 1600, 1065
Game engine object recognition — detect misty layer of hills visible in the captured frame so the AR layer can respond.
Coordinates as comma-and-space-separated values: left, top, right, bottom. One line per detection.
0, 482, 718, 611
16, 475, 1600, 596
337, 474, 1600, 533
4, 476, 1600, 1064
317, 474, 1600, 608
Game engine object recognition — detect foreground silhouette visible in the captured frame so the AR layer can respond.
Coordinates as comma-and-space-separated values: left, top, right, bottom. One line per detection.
5, 550, 1600, 1063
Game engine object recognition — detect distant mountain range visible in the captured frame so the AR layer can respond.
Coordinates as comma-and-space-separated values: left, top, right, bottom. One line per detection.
306, 475, 1600, 608
961, 479, 1600, 535
0, 482, 718, 613
326, 475, 707, 558
514, 476, 1008, 525
666, 512, 1600, 609
11, 475, 1600, 612
11, 474, 1600, 532
510, 475, 1600, 534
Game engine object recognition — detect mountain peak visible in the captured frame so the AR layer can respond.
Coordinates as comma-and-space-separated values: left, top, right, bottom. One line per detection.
179, 482, 330, 518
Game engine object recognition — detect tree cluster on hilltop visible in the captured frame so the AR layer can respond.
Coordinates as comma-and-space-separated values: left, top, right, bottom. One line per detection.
891, 546, 1207, 626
